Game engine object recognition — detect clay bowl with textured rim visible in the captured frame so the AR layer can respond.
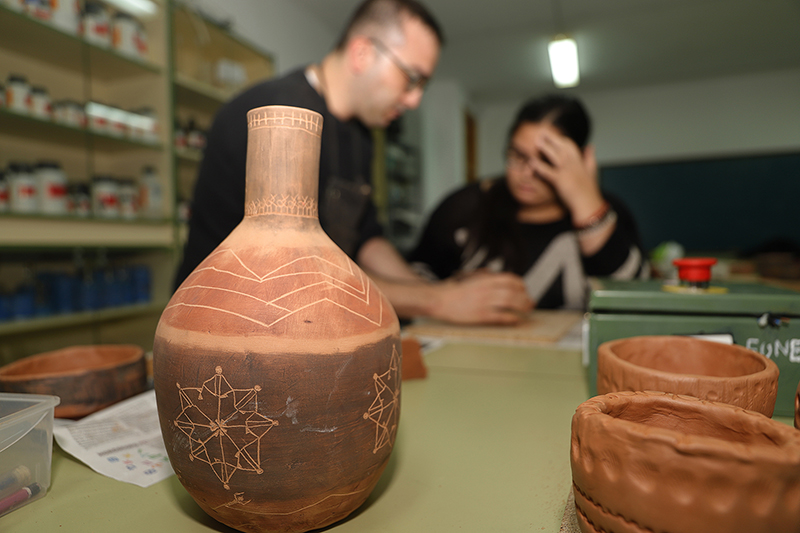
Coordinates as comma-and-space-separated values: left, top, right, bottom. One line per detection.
0, 344, 146, 419
597, 335, 779, 416
571, 391, 800, 533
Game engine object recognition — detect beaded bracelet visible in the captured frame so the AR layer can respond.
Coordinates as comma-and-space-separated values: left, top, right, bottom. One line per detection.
574, 201, 610, 229
576, 207, 617, 237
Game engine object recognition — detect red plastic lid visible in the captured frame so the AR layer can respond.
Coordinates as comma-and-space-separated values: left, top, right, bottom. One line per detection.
673, 257, 717, 282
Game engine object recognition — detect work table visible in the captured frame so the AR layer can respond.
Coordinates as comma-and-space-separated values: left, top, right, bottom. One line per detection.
2, 341, 589, 532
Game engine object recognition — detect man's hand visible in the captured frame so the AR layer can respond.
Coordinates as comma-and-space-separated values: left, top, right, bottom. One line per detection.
429, 271, 534, 325
357, 237, 533, 325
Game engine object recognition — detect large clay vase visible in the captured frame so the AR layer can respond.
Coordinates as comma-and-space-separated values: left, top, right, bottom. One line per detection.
153, 105, 401, 533
571, 391, 800, 533
597, 335, 779, 416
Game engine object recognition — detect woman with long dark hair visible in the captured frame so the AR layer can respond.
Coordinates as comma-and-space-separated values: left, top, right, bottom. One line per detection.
408, 95, 648, 309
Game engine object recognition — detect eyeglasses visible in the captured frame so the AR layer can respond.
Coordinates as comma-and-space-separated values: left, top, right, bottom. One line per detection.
506, 145, 536, 170
506, 145, 552, 171
369, 37, 430, 93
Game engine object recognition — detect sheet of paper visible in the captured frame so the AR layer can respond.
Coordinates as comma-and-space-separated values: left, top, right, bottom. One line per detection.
52, 389, 174, 488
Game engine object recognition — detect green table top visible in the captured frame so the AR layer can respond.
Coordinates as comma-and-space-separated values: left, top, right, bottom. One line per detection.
2, 342, 589, 532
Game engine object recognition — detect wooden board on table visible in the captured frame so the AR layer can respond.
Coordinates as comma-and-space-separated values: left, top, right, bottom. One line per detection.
404, 309, 582, 345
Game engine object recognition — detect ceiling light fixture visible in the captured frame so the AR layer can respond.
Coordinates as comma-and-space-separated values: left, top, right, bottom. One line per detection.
548, 34, 579, 88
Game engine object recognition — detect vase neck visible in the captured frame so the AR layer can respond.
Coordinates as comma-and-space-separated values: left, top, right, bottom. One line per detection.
244, 106, 323, 219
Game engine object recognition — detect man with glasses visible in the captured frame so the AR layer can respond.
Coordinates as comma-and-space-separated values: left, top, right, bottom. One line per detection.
175, 0, 533, 324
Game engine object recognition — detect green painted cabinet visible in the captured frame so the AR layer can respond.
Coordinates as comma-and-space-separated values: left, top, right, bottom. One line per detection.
585, 279, 800, 417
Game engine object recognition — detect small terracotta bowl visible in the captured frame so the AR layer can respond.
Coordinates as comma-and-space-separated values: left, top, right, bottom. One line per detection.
597, 335, 779, 416
571, 391, 800, 533
0, 345, 146, 418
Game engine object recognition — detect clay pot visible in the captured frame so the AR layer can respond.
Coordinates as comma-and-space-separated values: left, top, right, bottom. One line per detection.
597, 335, 779, 416
0, 344, 146, 419
154, 106, 401, 533
795, 379, 800, 429
571, 391, 800, 533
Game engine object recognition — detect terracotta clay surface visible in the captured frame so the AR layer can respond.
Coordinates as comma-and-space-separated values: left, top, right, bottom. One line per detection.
597, 335, 779, 416
400, 337, 427, 380
796, 379, 800, 429
0, 344, 146, 418
571, 391, 800, 533
153, 106, 401, 533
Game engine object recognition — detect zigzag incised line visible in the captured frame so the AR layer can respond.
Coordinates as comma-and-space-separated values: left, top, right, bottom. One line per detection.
171, 250, 384, 326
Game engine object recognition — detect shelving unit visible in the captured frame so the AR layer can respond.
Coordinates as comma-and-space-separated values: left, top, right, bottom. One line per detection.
170, 3, 274, 222
371, 115, 426, 254
0, 1, 174, 363
384, 138, 424, 254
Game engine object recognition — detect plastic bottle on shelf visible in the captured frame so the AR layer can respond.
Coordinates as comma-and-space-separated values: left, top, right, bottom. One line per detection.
91, 175, 120, 218
86, 101, 112, 134
7, 162, 38, 214
138, 165, 162, 219
118, 177, 138, 220
106, 105, 128, 137
51, 268, 77, 314
53, 99, 86, 128
82, 0, 111, 47
173, 118, 187, 149
29, 85, 52, 120
5, 74, 31, 114
134, 17, 148, 58
23, 0, 50, 20
67, 182, 91, 217
3, 0, 24, 13
186, 118, 206, 151
112, 12, 140, 58
34, 161, 68, 215
130, 264, 151, 303
130, 107, 159, 144
12, 265, 37, 319
0, 171, 8, 212
49, 0, 81, 35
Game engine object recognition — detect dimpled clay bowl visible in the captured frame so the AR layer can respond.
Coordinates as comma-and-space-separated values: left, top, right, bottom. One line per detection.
571, 391, 800, 533
597, 335, 779, 416
0, 344, 146, 418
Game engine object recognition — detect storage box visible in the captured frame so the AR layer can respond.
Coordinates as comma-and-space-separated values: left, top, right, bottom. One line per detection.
0, 393, 60, 517
585, 279, 800, 418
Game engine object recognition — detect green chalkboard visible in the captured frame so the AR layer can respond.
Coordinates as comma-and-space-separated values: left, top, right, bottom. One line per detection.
600, 151, 800, 254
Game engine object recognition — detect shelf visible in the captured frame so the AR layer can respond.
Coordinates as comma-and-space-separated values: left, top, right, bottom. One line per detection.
172, 4, 272, 101
0, 5, 162, 79
0, 215, 175, 248
390, 208, 423, 225
174, 72, 233, 109
174, 145, 203, 163
0, 300, 167, 336
0, 108, 163, 152
0, 1, 172, 357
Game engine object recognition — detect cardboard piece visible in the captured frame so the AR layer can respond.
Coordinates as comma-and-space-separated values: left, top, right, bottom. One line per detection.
404, 310, 583, 345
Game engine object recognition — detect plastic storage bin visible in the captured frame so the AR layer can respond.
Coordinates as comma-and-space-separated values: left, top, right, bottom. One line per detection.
0, 393, 60, 517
